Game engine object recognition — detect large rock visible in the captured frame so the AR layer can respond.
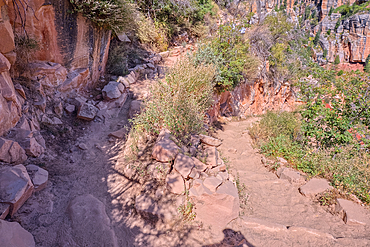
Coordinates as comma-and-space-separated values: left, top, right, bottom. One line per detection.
102, 81, 125, 100
299, 178, 333, 197
204, 146, 218, 167
0, 20, 15, 54
77, 102, 99, 121
0, 138, 27, 164
199, 134, 222, 147
0, 165, 34, 216
191, 180, 239, 231
152, 129, 180, 162
174, 153, 195, 178
335, 199, 370, 225
0, 203, 10, 220
68, 194, 118, 247
0, 219, 35, 247
0, 56, 21, 136
26, 165, 48, 192
19, 137, 44, 157
165, 170, 185, 195
26, 62, 67, 89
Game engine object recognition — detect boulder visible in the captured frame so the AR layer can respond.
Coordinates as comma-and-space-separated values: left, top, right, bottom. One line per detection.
117, 33, 131, 43
152, 129, 180, 162
102, 81, 125, 100
77, 102, 99, 121
174, 153, 195, 178
192, 157, 208, 172
0, 219, 35, 247
19, 137, 44, 157
0, 138, 27, 164
299, 178, 333, 197
26, 62, 67, 88
199, 134, 222, 147
203, 176, 223, 192
335, 199, 370, 225
128, 100, 142, 119
165, 171, 185, 195
68, 194, 118, 247
14, 84, 26, 99
0, 165, 34, 216
65, 104, 75, 113
0, 20, 15, 54
188, 179, 212, 197
26, 165, 48, 192
108, 128, 127, 139
192, 180, 239, 231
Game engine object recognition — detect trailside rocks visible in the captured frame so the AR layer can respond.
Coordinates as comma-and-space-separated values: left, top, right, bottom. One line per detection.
68, 194, 118, 247
335, 199, 370, 225
0, 219, 35, 247
299, 178, 333, 197
199, 134, 222, 147
0, 165, 34, 216
0, 138, 27, 164
276, 167, 304, 184
77, 102, 99, 121
102, 81, 125, 100
152, 129, 180, 162
26, 165, 48, 192
174, 153, 195, 178
192, 180, 240, 231
165, 170, 185, 195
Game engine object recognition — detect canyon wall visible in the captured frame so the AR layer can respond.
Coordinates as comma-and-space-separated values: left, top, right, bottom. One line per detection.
208, 77, 299, 121
319, 13, 370, 63
0, 0, 111, 135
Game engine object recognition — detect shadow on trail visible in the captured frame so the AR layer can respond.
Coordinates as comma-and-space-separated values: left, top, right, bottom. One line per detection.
202, 229, 255, 247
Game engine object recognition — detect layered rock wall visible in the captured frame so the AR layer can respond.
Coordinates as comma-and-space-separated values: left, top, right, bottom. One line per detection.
5, 0, 111, 91
208, 77, 299, 121
319, 13, 370, 63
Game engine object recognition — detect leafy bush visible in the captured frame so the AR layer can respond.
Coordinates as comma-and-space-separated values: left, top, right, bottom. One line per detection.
323, 49, 328, 58
313, 30, 321, 46
69, 0, 136, 32
132, 58, 216, 140
137, 16, 169, 52
192, 21, 259, 91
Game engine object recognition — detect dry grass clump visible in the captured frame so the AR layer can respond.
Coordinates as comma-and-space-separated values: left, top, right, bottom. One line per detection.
132, 58, 216, 142
137, 16, 169, 52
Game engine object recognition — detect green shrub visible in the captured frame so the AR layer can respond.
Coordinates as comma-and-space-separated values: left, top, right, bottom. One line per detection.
323, 49, 328, 58
132, 58, 216, 141
313, 30, 321, 46
337, 70, 344, 76
364, 54, 370, 73
137, 17, 168, 52
192, 21, 259, 91
334, 55, 340, 64
69, 0, 136, 32
328, 6, 334, 16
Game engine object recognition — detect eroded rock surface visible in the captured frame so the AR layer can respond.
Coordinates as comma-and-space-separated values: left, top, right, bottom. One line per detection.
68, 194, 118, 247
0, 219, 35, 247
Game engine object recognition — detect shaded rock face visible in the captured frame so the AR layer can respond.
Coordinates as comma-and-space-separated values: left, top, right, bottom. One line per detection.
0, 54, 22, 136
7, 0, 111, 88
208, 78, 299, 121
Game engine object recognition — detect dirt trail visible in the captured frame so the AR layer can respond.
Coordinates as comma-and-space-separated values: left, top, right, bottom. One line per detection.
214, 118, 370, 246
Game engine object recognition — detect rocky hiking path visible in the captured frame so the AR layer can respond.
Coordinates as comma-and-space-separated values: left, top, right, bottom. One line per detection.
3, 45, 370, 247
214, 118, 370, 246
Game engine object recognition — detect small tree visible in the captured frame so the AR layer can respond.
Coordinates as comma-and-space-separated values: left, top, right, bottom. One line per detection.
313, 30, 321, 46
328, 7, 334, 16
323, 49, 328, 58
364, 54, 370, 73
334, 55, 340, 65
